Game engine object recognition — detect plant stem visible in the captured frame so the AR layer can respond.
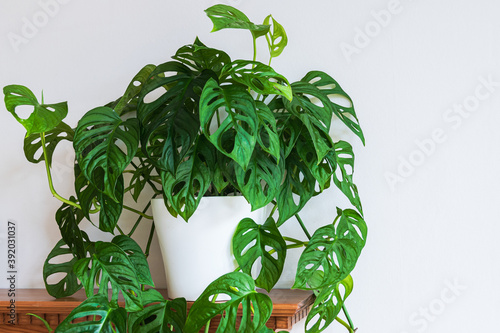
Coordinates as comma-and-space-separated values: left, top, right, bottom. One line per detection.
335, 316, 355, 333
115, 224, 125, 235
144, 222, 155, 257
342, 304, 355, 330
41, 134, 81, 210
128, 201, 152, 237
294, 213, 311, 240
283, 236, 305, 244
123, 205, 153, 220
252, 36, 257, 63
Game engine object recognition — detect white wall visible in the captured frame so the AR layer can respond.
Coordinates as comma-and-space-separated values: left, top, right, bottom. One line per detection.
1, 0, 499, 332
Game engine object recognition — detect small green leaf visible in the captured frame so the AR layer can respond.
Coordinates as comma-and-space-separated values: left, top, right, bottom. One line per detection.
23, 121, 73, 166
55, 200, 87, 259
205, 4, 270, 39
233, 217, 287, 292
173, 38, 231, 75
264, 14, 288, 59
111, 235, 154, 287
114, 64, 156, 116
184, 272, 273, 333
3, 84, 68, 136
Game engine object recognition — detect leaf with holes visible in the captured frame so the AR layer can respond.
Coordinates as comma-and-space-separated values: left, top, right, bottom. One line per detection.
184, 272, 273, 333
43, 239, 83, 298
221, 60, 292, 100
173, 38, 231, 75
302, 71, 364, 144
114, 64, 156, 116
293, 209, 366, 290
55, 200, 87, 259
264, 14, 288, 59
160, 135, 214, 221
200, 78, 259, 170
205, 4, 270, 39
128, 289, 187, 333
255, 101, 280, 161
74, 241, 143, 312
3, 84, 68, 136
55, 294, 127, 333
326, 141, 362, 213
111, 235, 154, 287
74, 106, 139, 201
305, 275, 354, 333
23, 121, 73, 166
233, 217, 286, 292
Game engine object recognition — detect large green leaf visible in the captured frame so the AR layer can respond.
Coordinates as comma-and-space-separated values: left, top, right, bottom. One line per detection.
55, 294, 127, 333
74, 106, 140, 201
255, 101, 280, 161
305, 275, 354, 333
302, 71, 365, 144
199, 78, 259, 170
43, 239, 83, 298
327, 141, 362, 213
128, 289, 187, 333
233, 217, 286, 292
23, 121, 73, 166
293, 209, 367, 290
221, 60, 292, 100
184, 272, 273, 333
74, 241, 143, 312
205, 4, 270, 39
3, 84, 68, 136
111, 235, 154, 287
264, 14, 288, 59
114, 64, 156, 116
173, 38, 231, 75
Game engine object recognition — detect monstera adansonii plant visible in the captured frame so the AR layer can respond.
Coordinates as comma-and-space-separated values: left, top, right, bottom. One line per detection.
3, 4, 366, 333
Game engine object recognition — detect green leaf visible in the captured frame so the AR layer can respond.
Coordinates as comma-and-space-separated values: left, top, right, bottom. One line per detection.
184, 272, 273, 333
233, 217, 286, 292
301, 71, 365, 144
221, 60, 292, 100
205, 4, 270, 39
327, 141, 362, 213
293, 209, 367, 290
199, 78, 259, 170
75, 241, 143, 312
111, 235, 154, 287
305, 275, 354, 333
173, 38, 231, 75
114, 64, 156, 116
256, 101, 280, 161
43, 239, 82, 298
3, 84, 68, 136
160, 135, 214, 221
55, 294, 127, 333
23, 121, 73, 165
55, 200, 87, 259
74, 106, 140, 201
128, 289, 187, 333
264, 15, 288, 59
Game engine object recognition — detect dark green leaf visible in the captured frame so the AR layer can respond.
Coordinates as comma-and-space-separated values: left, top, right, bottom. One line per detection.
23, 121, 73, 165
173, 38, 231, 75
111, 235, 154, 287
3, 84, 68, 136
256, 101, 280, 161
184, 272, 273, 333
55, 200, 87, 259
43, 239, 82, 298
114, 64, 156, 116
55, 294, 127, 333
205, 4, 270, 39
233, 217, 286, 292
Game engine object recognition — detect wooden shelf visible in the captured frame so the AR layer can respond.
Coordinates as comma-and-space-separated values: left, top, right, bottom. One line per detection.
0, 288, 314, 332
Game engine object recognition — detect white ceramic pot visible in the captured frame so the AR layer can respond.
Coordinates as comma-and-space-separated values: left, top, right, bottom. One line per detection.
151, 196, 267, 301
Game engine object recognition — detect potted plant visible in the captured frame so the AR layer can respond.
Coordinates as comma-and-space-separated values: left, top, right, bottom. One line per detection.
3, 4, 367, 333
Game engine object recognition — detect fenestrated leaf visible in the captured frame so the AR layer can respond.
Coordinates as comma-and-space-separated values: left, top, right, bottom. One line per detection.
114, 64, 156, 116
256, 101, 280, 161
184, 272, 273, 333
3, 84, 68, 136
205, 4, 270, 39
199, 78, 259, 170
264, 14, 288, 59
326, 141, 362, 213
55, 294, 127, 333
293, 209, 367, 290
221, 60, 292, 100
23, 121, 73, 166
43, 239, 83, 298
160, 135, 214, 221
233, 217, 286, 292
173, 38, 231, 75
277, 151, 316, 225
234, 147, 283, 210
111, 235, 154, 287
305, 275, 354, 333
128, 289, 187, 333
55, 200, 87, 259
302, 71, 364, 144
74, 241, 143, 312
74, 106, 140, 201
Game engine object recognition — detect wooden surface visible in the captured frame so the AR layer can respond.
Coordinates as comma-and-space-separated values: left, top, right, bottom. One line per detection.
0, 288, 314, 332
